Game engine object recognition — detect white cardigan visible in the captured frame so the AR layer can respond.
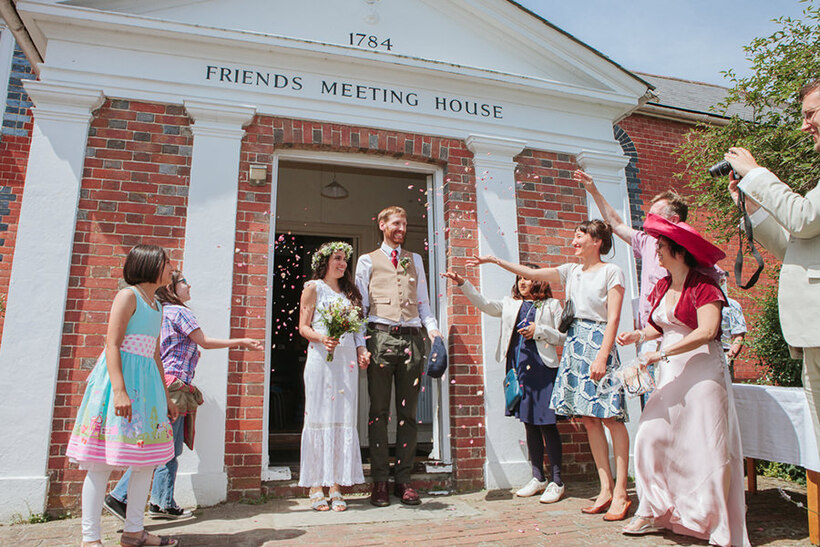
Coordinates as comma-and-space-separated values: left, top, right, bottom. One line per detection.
458, 281, 565, 368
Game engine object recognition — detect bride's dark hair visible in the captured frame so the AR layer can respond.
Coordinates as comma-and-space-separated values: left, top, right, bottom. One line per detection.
311, 243, 362, 309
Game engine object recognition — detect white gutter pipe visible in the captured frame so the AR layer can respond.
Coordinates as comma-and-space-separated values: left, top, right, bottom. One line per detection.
0, 0, 42, 76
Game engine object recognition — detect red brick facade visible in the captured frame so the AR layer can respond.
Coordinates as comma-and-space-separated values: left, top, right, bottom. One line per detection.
47, 99, 193, 508
36, 105, 604, 508
513, 149, 596, 477
0, 127, 30, 335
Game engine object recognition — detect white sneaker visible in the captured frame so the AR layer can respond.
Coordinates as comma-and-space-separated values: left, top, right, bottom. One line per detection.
515, 477, 547, 497
539, 482, 565, 504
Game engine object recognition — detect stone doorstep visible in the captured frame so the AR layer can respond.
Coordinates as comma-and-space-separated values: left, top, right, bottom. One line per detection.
263, 467, 453, 498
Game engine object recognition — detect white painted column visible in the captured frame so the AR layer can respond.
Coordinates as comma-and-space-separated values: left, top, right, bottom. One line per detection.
173, 100, 256, 507
575, 149, 641, 471
466, 134, 527, 489
0, 81, 103, 521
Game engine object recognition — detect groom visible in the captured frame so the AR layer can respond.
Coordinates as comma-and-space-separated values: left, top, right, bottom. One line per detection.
355, 205, 441, 507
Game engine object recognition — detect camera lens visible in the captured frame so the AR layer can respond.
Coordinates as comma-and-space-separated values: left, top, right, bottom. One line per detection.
708, 160, 734, 178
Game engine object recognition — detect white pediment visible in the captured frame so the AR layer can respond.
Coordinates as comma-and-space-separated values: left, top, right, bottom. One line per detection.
51, 0, 644, 95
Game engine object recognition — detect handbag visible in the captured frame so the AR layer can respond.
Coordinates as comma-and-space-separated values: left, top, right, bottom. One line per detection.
504, 368, 522, 412
504, 305, 534, 412
615, 360, 656, 398
558, 265, 576, 333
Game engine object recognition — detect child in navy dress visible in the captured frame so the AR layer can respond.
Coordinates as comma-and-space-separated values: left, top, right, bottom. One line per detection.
443, 266, 567, 503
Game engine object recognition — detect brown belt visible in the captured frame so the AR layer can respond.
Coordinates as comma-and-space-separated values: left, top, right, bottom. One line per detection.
368, 323, 422, 336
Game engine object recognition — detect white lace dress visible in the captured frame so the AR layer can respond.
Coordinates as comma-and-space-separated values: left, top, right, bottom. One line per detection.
298, 280, 365, 487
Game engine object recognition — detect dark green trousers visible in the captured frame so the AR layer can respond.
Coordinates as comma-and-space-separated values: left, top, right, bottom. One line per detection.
366, 329, 426, 483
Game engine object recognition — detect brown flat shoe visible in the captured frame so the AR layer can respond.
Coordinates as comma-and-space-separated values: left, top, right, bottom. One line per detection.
120, 530, 178, 546
394, 483, 421, 506
581, 498, 611, 514
603, 499, 633, 522
370, 480, 390, 507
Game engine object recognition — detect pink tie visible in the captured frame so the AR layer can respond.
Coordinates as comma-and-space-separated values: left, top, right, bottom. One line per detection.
391, 249, 399, 269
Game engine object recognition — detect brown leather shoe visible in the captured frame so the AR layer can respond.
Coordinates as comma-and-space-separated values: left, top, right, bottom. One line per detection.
369, 481, 390, 507
394, 483, 421, 505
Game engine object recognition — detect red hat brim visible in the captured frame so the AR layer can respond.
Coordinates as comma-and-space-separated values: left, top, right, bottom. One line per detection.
643, 214, 726, 267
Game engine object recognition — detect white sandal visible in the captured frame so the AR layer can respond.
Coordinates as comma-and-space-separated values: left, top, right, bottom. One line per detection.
622, 516, 660, 535
309, 490, 329, 511
328, 490, 347, 512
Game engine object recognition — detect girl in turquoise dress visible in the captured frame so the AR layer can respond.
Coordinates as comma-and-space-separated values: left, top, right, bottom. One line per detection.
67, 245, 179, 547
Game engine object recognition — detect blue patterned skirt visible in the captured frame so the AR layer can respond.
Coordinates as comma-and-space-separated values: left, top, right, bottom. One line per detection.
550, 319, 628, 422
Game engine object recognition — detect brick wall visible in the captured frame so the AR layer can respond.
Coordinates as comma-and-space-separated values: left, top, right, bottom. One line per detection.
0, 44, 34, 336
618, 113, 778, 380
47, 99, 192, 509
513, 148, 596, 479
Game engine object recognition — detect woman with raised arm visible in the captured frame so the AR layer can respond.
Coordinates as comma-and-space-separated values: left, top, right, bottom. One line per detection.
616, 215, 749, 546
467, 220, 631, 521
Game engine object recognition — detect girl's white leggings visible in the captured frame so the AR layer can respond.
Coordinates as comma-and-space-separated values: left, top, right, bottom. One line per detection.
81, 465, 153, 542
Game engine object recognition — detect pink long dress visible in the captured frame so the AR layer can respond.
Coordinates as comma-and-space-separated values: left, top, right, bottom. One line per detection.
634, 297, 750, 547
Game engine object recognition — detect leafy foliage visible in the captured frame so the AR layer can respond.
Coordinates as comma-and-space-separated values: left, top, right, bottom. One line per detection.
676, 0, 820, 237
674, 2, 817, 386
746, 285, 803, 386
756, 459, 807, 486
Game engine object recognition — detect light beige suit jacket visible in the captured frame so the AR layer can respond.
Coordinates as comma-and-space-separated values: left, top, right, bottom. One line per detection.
458, 281, 566, 367
740, 167, 820, 349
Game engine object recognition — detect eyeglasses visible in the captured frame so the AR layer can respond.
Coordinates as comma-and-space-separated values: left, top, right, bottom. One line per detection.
803, 107, 819, 122
177, 278, 189, 286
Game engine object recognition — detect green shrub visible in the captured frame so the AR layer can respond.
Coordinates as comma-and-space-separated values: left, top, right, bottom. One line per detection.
756, 460, 807, 486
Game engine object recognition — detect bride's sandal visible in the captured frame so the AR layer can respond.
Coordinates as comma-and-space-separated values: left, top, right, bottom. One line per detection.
328, 490, 347, 512
310, 490, 329, 511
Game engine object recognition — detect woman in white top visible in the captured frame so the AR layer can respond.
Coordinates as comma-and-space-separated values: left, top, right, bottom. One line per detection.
467, 220, 631, 521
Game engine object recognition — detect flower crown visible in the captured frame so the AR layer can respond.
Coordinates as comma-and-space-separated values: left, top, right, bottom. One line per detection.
311, 241, 354, 270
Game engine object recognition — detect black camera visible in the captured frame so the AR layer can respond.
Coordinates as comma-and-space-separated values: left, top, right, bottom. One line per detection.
708, 159, 736, 178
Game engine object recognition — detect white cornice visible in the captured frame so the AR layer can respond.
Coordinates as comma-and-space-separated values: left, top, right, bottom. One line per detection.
184, 100, 256, 139
575, 150, 629, 184
466, 134, 527, 161
22, 80, 104, 122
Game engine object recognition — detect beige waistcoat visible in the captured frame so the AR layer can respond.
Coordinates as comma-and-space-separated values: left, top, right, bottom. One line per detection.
368, 249, 419, 322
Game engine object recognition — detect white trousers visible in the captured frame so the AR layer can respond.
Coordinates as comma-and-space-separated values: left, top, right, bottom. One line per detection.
81, 464, 153, 542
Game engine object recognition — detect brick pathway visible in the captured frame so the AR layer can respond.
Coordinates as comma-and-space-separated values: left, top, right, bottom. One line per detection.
0, 477, 811, 546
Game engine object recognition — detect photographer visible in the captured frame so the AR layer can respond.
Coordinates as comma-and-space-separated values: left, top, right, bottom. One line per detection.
724, 78, 820, 454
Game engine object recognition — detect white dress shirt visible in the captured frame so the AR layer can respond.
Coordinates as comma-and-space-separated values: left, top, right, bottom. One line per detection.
355, 242, 439, 332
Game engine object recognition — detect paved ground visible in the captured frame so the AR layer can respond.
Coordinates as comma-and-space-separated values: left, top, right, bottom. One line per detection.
0, 477, 812, 546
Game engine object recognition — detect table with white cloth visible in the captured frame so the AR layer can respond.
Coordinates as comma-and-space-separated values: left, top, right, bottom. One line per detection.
733, 383, 820, 544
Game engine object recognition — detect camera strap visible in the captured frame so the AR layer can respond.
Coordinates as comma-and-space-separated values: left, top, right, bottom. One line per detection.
734, 191, 764, 289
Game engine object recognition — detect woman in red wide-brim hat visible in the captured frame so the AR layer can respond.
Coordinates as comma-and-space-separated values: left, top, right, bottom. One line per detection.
617, 214, 749, 547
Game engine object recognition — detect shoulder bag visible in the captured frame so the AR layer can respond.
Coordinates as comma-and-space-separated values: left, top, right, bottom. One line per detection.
558, 265, 576, 333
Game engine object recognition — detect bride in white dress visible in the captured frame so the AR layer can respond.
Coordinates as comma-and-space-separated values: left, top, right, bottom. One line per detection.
298, 242, 370, 512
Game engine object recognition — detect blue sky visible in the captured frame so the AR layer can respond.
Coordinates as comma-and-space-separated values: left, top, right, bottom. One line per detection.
515, 0, 810, 86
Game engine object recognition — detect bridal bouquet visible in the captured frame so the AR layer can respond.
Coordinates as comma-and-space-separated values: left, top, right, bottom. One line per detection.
318, 299, 364, 362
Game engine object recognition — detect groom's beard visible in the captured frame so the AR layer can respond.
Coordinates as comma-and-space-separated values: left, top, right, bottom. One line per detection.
386, 229, 405, 245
